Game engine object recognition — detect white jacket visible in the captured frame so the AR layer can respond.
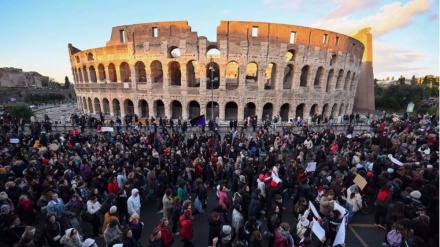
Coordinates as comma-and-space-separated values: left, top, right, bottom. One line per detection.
347, 193, 363, 212
127, 188, 141, 215
87, 200, 101, 215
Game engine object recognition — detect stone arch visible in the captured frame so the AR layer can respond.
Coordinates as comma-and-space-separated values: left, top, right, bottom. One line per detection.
244, 102, 256, 118
83, 66, 89, 83
108, 63, 117, 82
280, 103, 290, 122
262, 103, 274, 120
151, 60, 163, 83
78, 68, 83, 83
75, 56, 80, 63
98, 64, 106, 82
169, 61, 181, 86
170, 100, 182, 119
206, 101, 219, 120
206, 62, 220, 89
120, 62, 131, 82
87, 53, 94, 61
93, 98, 101, 113
283, 64, 294, 89
335, 69, 344, 89
82, 97, 87, 110
331, 103, 338, 117
138, 100, 149, 117
206, 46, 220, 58
112, 99, 121, 116
186, 60, 199, 87
264, 63, 276, 89
330, 54, 337, 66
135, 61, 146, 82
339, 103, 345, 116
344, 71, 351, 90
169, 46, 181, 58
188, 101, 200, 119
300, 65, 310, 87
102, 98, 110, 114
245, 62, 258, 84
285, 49, 297, 62
345, 104, 349, 115
322, 103, 329, 116
225, 61, 239, 88
89, 66, 97, 83
87, 98, 93, 113
326, 69, 334, 92
225, 102, 238, 120
314, 66, 324, 87
154, 100, 165, 117
123, 99, 134, 115
310, 104, 318, 115
296, 104, 305, 119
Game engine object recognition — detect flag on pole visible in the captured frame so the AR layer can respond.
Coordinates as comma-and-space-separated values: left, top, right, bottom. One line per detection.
190, 114, 206, 127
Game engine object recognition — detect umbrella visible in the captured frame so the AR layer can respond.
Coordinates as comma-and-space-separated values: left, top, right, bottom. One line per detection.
388, 154, 403, 166
49, 143, 59, 151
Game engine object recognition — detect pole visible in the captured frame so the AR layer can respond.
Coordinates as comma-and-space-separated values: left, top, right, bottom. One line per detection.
210, 57, 214, 121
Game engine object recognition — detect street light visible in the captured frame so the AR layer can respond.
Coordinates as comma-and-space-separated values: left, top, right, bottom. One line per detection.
209, 57, 215, 121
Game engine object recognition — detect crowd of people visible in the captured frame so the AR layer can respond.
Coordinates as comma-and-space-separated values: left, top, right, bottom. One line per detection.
0, 109, 438, 247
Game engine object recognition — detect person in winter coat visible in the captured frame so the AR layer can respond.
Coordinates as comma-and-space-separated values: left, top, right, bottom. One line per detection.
346, 189, 362, 222
103, 220, 122, 247
273, 222, 294, 247
60, 228, 83, 247
47, 192, 65, 220
16, 194, 36, 226
43, 214, 64, 247
319, 190, 335, 217
102, 206, 120, 234
86, 196, 102, 237
127, 213, 143, 242
121, 228, 137, 247
157, 217, 174, 247
127, 188, 141, 216
162, 188, 173, 220
148, 227, 162, 247
248, 189, 262, 220
17, 226, 37, 247
180, 209, 193, 247
208, 211, 222, 246
0, 215, 27, 246
63, 194, 85, 236
231, 203, 245, 244
375, 184, 393, 229
117, 188, 129, 224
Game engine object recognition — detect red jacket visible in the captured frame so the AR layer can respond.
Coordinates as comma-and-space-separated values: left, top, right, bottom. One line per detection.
107, 182, 119, 194
180, 215, 193, 240
158, 224, 173, 247
273, 229, 288, 247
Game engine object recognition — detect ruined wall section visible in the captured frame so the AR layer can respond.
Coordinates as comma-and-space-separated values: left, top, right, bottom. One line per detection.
0, 68, 45, 88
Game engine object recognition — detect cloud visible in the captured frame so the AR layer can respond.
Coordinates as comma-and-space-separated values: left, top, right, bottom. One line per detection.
325, 0, 380, 19
312, 0, 433, 37
373, 42, 429, 78
429, 13, 439, 21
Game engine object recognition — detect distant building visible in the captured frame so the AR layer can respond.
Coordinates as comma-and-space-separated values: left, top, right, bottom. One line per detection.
0, 67, 46, 88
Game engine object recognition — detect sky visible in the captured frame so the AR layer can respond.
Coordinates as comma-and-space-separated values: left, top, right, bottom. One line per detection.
0, 0, 438, 83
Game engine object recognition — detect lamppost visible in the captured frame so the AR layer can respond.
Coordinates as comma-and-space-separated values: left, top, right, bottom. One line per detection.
209, 57, 215, 121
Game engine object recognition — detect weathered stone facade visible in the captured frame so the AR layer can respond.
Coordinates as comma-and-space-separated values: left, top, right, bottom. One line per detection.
0, 67, 45, 88
68, 21, 364, 122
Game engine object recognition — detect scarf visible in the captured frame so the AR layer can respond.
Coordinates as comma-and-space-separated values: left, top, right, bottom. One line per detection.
19, 198, 32, 211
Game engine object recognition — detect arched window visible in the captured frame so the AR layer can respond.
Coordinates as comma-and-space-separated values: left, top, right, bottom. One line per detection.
300, 65, 309, 87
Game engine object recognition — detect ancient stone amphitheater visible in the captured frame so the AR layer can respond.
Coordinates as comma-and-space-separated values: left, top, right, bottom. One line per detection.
68, 21, 366, 122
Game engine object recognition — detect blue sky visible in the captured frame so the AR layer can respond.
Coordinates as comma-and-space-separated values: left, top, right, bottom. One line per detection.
0, 0, 438, 83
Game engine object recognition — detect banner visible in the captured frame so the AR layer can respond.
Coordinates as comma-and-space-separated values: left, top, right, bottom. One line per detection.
333, 217, 346, 246
101, 127, 114, 132
306, 162, 317, 172
190, 114, 206, 127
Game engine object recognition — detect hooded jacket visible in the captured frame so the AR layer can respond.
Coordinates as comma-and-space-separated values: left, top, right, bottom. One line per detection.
104, 224, 122, 246
127, 188, 141, 215
60, 228, 83, 247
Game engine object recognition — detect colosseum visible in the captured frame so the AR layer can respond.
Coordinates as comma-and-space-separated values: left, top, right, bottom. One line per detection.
68, 20, 366, 123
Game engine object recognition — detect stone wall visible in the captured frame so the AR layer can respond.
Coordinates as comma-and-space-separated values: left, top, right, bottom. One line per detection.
68, 21, 365, 122
0, 67, 45, 88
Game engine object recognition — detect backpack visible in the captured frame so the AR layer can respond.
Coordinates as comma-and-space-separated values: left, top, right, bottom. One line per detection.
387, 229, 402, 247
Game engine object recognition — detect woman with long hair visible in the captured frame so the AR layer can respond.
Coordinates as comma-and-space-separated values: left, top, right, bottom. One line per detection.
157, 217, 174, 247
170, 196, 182, 235
127, 213, 143, 243
148, 228, 162, 247
180, 209, 193, 247
293, 197, 310, 220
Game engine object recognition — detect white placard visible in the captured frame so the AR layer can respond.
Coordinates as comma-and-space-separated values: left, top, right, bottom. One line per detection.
10, 138, 19, 144
306, 162, 317, 172
334, 202, 347, 216
333, 217, 346, 246
312, 218, 326, 240
388, 154, 403, 166
309, 201, 320, 218
272, 173, 281, 184
101, 127, 114, 132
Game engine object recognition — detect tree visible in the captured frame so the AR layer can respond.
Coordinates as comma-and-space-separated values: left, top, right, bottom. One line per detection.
391, 76, 395, 80
423, 76, 429, 85
41, 77, 49, 87
8, 104, 34, 120
398, 76, 405, 85
64, 76, 71, 89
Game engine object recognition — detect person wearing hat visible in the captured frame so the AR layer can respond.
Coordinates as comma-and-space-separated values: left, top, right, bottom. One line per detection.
104, 219, 122, 247
0, 191, 15, 213
43, 214, 63, 247
81, 238, 97, 247
102, 206, 120, 234
60, 228, 83, 247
